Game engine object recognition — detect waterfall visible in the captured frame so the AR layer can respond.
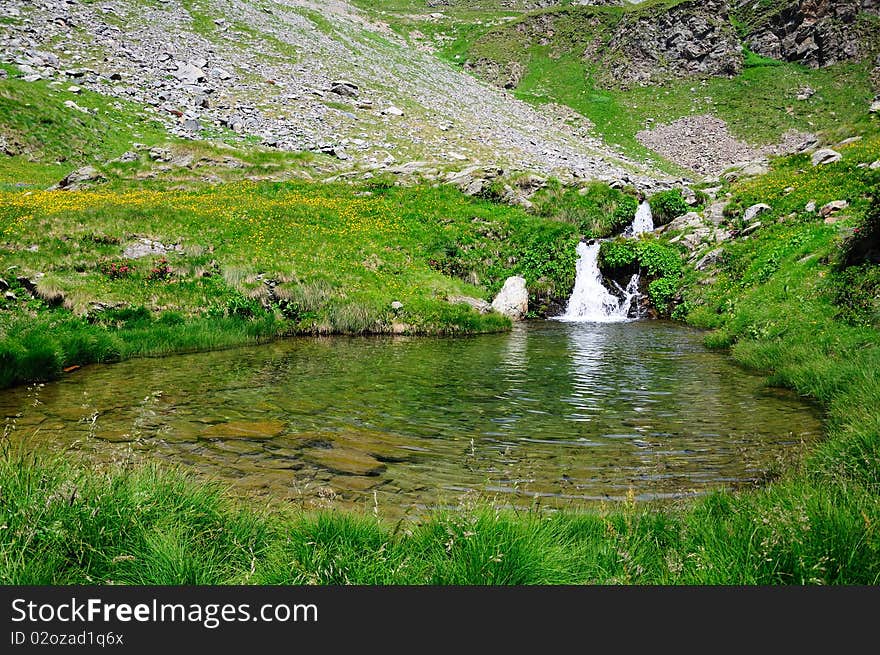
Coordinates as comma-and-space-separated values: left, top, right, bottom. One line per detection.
556, 201, 652, 323
625, 201, 654, 237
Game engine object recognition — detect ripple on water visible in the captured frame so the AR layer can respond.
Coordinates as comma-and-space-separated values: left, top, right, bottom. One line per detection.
3, 321, 823, 518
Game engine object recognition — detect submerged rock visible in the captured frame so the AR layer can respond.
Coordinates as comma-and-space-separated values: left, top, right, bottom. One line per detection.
491, 276, 528, 320
199, 420, 287, 439
304, 447, 386, 477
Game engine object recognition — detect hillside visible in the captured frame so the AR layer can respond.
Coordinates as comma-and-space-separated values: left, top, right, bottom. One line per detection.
0, 0, 666, 189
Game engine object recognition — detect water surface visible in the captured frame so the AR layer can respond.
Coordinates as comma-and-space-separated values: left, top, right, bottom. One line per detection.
2, 321, 823, 518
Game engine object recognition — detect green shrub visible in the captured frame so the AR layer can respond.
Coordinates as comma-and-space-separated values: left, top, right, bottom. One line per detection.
598, 239, 638, 272
648, 190, 690, 227
648, 277, 679, 314
599, 239, 684, 316
532, 181, 638, 238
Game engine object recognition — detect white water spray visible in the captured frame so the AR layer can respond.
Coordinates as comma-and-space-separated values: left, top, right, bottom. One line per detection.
556, 201, 652, 323
625, 200, 654, 237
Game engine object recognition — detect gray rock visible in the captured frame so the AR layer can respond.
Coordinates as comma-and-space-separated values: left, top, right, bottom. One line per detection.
148, 147, 172, 162
796, 86, 815, 101
820, 200, 849, 219
123, 238, 182, 259
330, 80, 359, 97
694, 248, 723, 271
63, 99, 90, 114
390, 301, 403, 311
811, 148, 842, 166
805, 200, 817, 213
743, 203, 771, 223
381, 106, 404, 117
870, 100, 880, 114
53, 165, 105, 190
491, 276, 528, 321
448, 295, 492, 314
172, 61, 206, 85
663, 211, 703, 232
869, 160, 880, 170
722, 160, 768, 182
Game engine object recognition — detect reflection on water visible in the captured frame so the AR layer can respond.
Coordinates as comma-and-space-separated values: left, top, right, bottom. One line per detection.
1, 321, 823, 519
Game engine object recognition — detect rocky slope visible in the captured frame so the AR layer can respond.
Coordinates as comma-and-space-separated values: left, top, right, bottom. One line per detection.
0, 0, 671, 191
736, 0, 880, 68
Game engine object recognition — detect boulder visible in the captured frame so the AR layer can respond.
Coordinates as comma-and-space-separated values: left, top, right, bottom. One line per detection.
796, 86, 816, 100
52, 165, 105, 190
113, 151, 139, 163
805, 200, 817, 213
122, 237, 182, 259
811, 148, 842, 166
663, 211, 703, 233
330, 80, 359, 97
743, 203, 771, 223
172, 61, 206, 85
381, 106, 404, 117
722, 160, 768, 182
448, 295, 492, 314
694, 248, 723, 271
491, 276, 528, 320
820, 200, 849, 221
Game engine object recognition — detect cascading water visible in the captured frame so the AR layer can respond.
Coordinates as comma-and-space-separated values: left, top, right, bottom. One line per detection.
625, 200, 654, 237
556, 201, 653, 323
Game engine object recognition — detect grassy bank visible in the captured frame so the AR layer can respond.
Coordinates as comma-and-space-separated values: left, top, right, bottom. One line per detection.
2, 436, 877, 584
0, 180, 580, 388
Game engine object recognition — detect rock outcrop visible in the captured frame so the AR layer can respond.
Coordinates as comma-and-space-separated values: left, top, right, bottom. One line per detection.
598, 0, 743, 88
736, 0, 880, 68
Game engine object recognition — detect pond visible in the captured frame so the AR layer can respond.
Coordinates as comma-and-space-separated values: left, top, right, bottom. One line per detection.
2, 320, 823, 519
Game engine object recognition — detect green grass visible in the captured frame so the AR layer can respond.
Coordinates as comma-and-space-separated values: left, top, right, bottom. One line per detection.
0, 71, 168, 187
0, 180, 581, 388
3, 442, 877, 584
531, 180, 639, 239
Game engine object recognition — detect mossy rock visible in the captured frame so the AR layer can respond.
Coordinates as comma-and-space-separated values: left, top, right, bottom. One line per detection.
304, 446, 387, 477
199, 420, 286, 440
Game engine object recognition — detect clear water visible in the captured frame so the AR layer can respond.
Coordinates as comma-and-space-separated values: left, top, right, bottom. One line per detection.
2, 321, 822, 518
